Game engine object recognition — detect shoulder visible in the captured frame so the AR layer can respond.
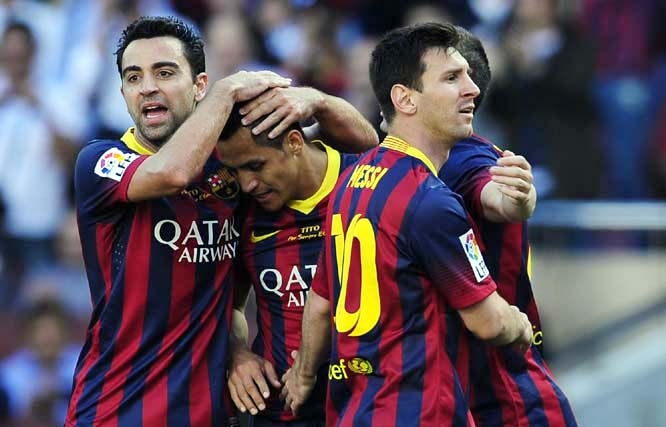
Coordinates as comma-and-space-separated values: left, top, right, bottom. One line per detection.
76, 139, 138, 168
450, 135, 501, 162
412, 183, 466, 221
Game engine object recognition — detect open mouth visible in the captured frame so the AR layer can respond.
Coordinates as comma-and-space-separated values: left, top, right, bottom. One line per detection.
459, 105, 475, 115
142, 103, 168, 123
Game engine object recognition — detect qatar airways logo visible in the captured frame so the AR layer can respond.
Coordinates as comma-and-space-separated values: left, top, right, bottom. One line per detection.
259, 264, 317, 307
153, 218, 239, 263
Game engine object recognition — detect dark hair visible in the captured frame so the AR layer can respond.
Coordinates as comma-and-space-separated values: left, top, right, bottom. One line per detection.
456, 26, 491, 110
2, 20, 36, 53
369, 22, 460, 124
115, 16, 205, 79
219, 101, 302, 148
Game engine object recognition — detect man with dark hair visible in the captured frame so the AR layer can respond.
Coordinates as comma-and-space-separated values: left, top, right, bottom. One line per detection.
439, 27, 578, 427
218, 96, 374, 427
65, 16, 372, 427
282, 23, 532, 427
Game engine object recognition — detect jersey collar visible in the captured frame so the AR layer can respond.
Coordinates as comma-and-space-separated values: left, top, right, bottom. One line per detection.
121, 127, 156, 155
287, 142, 341, 215
381, 135, 437, 175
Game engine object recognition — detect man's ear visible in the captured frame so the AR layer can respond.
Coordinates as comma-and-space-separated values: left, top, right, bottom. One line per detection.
390, 84, 417, 116
194, 72, 208, 102
284, 129, 305, 156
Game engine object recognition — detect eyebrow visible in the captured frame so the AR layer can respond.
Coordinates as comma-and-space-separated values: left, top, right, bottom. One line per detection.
121, 61, 181, 77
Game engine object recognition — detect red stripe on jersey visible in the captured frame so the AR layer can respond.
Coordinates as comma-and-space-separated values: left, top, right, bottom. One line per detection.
67, 224, 115, 421
497, 222, 523, 304
337, 376, 369, 427
492, 355, 527, 425
95, 207, 153, 425
370, 168, 418, 427
524, 349, 567, 424
189, 277, 220, 427
141, 201, 197, 427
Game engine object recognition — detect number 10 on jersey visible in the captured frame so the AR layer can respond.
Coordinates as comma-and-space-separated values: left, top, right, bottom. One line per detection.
331, 213, 381, 337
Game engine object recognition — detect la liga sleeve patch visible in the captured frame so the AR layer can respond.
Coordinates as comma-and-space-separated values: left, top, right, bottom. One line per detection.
94, 147, 140, 182
459, 228, 490, 282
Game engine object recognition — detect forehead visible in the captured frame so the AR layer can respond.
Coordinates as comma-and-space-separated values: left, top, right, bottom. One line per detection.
218, 128, 280, 167
422, 47, 468, 71
122, 36, 189, 71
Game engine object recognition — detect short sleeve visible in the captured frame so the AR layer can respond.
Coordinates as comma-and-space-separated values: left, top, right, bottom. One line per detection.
439, 141, 499, 218
74, 141, 148, 217
408, 187, 496, 309
310, 248, 329, 301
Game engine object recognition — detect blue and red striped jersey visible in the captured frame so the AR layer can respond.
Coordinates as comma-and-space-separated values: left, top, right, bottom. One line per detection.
439, 134, 577, 427
312, 135, 497, 427
67, 128, 241, 427
238, 144, 358, 422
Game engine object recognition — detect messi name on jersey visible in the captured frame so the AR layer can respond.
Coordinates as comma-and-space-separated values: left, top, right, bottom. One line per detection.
153, 217, 240, 263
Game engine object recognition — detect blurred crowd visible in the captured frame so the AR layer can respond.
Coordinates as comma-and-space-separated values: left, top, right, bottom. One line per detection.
0, 0, 665, 425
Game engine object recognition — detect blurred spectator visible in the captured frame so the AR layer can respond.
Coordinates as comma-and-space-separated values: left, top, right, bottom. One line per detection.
0, 297, 79, 426
580, 0, 666, 198
19, 209, 90, 322
486, 0, 602, 198
342, 36, 380, 129
0, 21, 69, 306
204, 11, 282, 80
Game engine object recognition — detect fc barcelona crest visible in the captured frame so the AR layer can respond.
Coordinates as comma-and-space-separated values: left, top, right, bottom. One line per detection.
206, 168, 239, 199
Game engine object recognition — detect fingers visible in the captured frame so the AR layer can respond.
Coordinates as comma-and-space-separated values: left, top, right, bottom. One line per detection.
264, 360, 282, 388
228, 374, 265, 415
254, 105, 300, 138
227, 355, 279, 415
232, 71, 292, 103
240, 87, 313, 138
496, 183, 532, 203
491, 174, 533, 196
496, 153, 531, 171
239, 88, 278, 117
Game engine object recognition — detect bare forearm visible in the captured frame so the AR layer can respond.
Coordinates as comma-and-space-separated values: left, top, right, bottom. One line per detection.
314, 93, 378, 153
486, 304, 530, 346
481, 181, 536, 223
296, 291, 331, 377
231, 308, 251, 352
154, 81, 237, 185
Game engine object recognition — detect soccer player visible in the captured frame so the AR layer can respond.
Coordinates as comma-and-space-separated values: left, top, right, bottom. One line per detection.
67, 16, 297, 427
218, 89, 377, 427
438, 27, 578, 426
282, 23, 533, 427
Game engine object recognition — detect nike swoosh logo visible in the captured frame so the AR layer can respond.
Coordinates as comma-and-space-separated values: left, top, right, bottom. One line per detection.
250, 230, 280, 243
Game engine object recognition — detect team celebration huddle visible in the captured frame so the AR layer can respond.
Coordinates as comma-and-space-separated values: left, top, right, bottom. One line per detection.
66, 15, 577, 427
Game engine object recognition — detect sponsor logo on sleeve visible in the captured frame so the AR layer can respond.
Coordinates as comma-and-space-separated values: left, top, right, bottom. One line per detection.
459, 228, 490, 282
94, 148, 139, 182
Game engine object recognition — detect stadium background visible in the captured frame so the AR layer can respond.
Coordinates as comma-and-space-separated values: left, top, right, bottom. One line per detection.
0, 0, 664, 425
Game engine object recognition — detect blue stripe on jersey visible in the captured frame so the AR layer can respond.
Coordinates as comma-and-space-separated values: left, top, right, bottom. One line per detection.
531, 350, 578, 427
119, 204, 175, 426
76, 211, 136, 423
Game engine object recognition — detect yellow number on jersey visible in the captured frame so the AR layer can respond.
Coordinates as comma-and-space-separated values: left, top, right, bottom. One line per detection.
331, 213, 381, 337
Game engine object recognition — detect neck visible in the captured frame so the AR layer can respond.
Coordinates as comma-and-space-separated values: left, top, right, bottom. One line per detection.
388, 122, 452, 171
134, 130, 163, 153
297, 143, 328, 199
